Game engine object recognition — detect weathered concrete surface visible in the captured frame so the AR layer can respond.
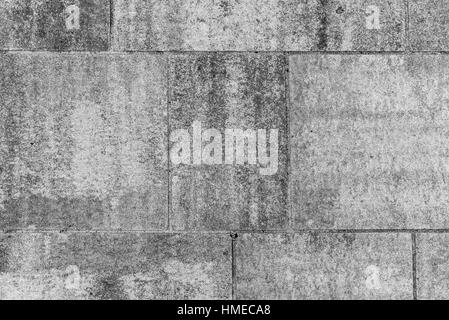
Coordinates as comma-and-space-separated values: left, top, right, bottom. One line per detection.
0, 53, 167, 231
0, 232, 231, 299
112, 0, 405, 51
169, 54, 288, 231
416, 234, 449, 300
235, 233, 412, 299
0, 0, 109, 51
409, 0, 449, 51
290, 55, 449, 229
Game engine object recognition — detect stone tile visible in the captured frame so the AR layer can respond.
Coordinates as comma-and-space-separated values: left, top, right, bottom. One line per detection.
290, 55, 449, 229
0, 0, 109, 51
112, 0, 405, 51
235, 232, 412, 299
416, 233, 449, 300
409, 0, 449, 51
0, 53, 167, 231
0, 232, 231, 299
168, 54, 288, 231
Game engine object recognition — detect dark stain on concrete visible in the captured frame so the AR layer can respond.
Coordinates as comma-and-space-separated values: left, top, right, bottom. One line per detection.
316, 0, 329, 50
0, 243, 8, 273
90, 274, 128, 300
0, 195, 107, 230
306, 232, 328, 252
335, 5, 345, 14
2, 0, 109, 50
341, 233, 356, 248
300, 188, 338, 228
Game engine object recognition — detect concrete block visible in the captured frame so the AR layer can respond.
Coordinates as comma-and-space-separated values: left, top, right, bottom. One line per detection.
235, 232, 412, 299
0, 0, 109, 51
409, 0, 449, 51
112, 0, 405, 51
0, 53, 167, 231
416, 233, 449, 299
0, 232, 231, 299
290, 55, 449, 229
168, 54, 288, 231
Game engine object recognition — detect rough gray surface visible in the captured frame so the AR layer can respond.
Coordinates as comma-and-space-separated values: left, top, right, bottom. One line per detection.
0, 232, 231, 299
409, 0, 449, 51
235, 233, 412, 299
0, 53, 168, 231
416, 234, 449, 300
169, 54, 288, 231
0, 0, 109, 51
112, 0, 405, 51
290, 54, 449, 229
1, 0, 449, 301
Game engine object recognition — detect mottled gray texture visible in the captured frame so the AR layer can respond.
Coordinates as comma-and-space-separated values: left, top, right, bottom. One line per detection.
169, 54, 288, 231
0, 232, 231, 299
416, 234, 449, 300
409, 0, 449, 51
112, 0, 405, 51
0, 53, 167, 231
0, 0, 109, 51
290, 55, 449, 229
236, 233, 412, 300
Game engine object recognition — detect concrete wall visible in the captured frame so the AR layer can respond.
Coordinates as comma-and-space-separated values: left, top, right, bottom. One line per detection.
0, 0, 448, 300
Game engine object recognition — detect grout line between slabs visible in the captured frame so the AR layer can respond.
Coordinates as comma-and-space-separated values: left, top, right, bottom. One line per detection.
109, 0, 114, 52
3, 229, 449, 234
231, 233, 238, 300
285, 52, 293, 232
3, 50, 449, 54
405, 0, 410, 54
412, 233, 418, 300
166, 53, 172, 231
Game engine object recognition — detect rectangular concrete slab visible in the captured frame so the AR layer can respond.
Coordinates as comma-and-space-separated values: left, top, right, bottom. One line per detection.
0, 232, 231, 299
290, 55, 449, 229
416, 233, 449, 300
0, 0, 109, 51
112, 0, 405, 51
235, 232, 412, 299
0, 53, 167, 231
168, 54, 288, 231
409, 0, 449, 51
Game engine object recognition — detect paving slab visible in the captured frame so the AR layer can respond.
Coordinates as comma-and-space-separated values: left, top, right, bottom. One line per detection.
0, 53, 167, 231
235, 232, 412, 299
112, 0, 405, 51
409, 0, 449, 51
416, 233, 449, 300
0, 0, 109, 51
168, 53, 288, 231
0, 232, 231, 299
290, 54, 449, 229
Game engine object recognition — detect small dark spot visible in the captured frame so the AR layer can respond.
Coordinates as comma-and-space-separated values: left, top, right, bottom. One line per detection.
341, 233, 356, 247
336, 6, 345, 14
60, 224, 73, 233
230, 232, 238, 239
219, 0, 230, 14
